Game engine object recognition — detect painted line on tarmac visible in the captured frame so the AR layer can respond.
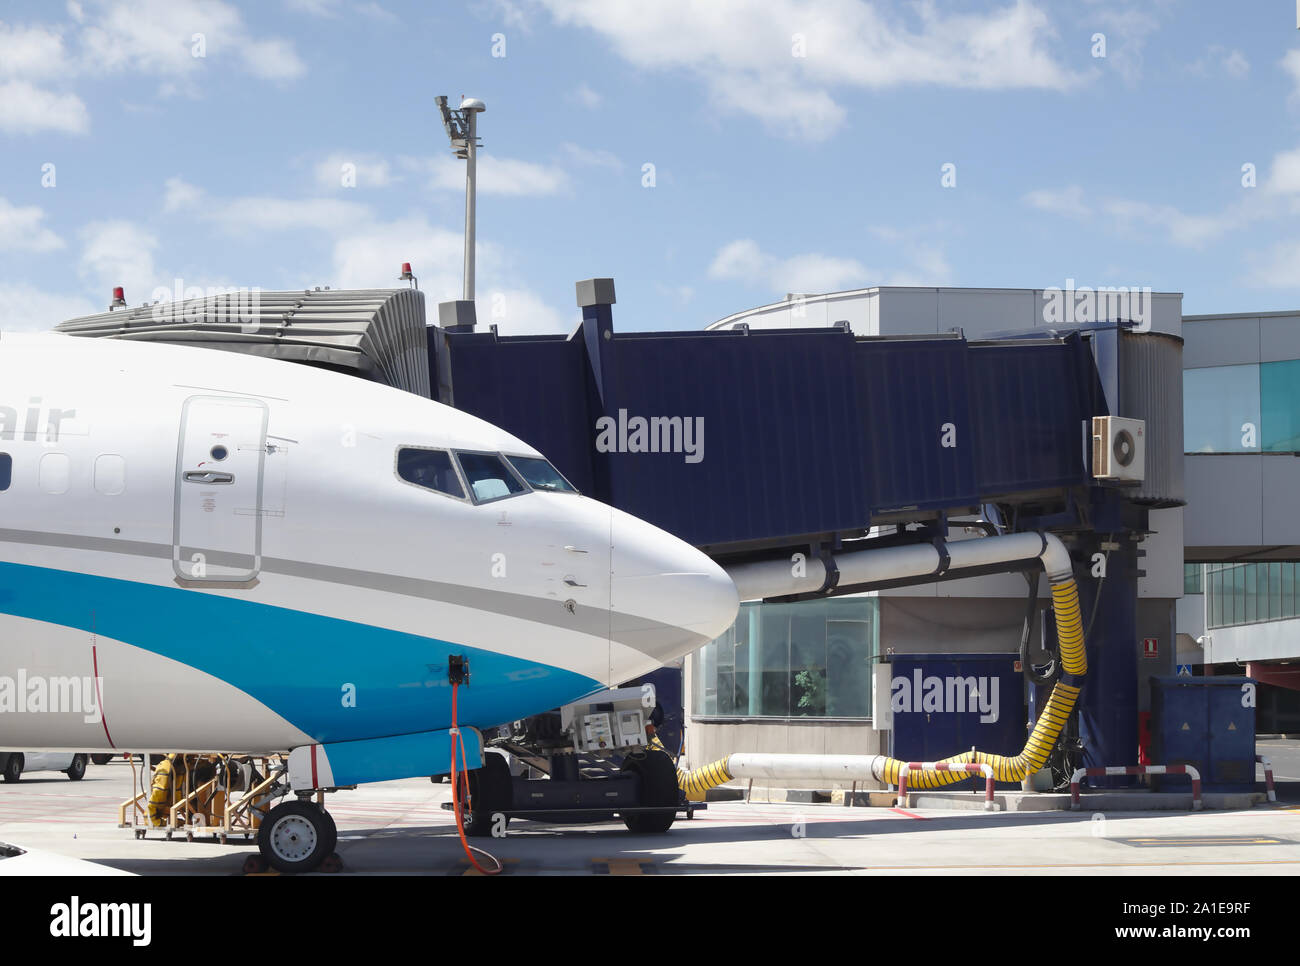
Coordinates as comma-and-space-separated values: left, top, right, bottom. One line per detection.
890, 808, 928, 819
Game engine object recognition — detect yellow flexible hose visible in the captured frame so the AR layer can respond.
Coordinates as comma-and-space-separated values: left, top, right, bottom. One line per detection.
147, 754, 178, 827
874, 576, 1086, 788
670, 576, 1086, 800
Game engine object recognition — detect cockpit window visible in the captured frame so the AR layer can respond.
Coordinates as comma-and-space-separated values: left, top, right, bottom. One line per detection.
397, 448, 464, 499
506, 455, 577, 493
455, 451, 526, 503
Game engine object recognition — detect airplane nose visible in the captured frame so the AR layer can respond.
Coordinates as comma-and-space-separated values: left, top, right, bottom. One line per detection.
608, 509, 740, 667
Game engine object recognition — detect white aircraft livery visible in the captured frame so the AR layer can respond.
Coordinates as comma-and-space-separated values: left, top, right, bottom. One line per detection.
0, 331, 738, 792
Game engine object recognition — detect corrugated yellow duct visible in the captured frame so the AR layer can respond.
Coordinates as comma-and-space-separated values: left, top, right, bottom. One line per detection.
670, 575, 1086, 801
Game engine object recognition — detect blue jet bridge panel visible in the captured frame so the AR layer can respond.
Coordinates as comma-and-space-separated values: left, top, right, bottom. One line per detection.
434, 322, 1106, 555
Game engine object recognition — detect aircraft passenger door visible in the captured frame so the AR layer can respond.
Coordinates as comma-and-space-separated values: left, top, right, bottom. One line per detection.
173, 395, 269, 583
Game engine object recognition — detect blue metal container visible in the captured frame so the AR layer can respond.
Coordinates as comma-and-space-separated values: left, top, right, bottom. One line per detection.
1150, 676, 1256, 791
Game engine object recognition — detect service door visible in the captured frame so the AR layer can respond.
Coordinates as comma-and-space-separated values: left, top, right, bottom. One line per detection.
173, 395, 269, 583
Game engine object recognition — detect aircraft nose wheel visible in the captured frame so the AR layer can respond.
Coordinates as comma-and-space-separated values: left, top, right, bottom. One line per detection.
257, 800, 338, 873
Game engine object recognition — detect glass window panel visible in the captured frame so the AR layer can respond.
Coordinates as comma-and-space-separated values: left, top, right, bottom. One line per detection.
1261, 360, 1300, 453
789, 608, 827, 717
505, 455, 577, 492
715, 669, 735, 715
1285, 564, 1297, 620
1184, 563, 1203, 595
1245, 565, 1257, 623
826, 618, 873, 717
1269, 563, 1282, 620
397, 448, 463, 498
732, 607, 751, 715
455, 451, 525, 503
758, 606, 791, 716
692, 598, 875, 719
1234, 565, 1246, 626
1183, 364, 1261, 453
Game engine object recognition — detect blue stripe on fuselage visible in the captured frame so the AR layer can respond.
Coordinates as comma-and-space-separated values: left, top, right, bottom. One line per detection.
0, 560, 604, 743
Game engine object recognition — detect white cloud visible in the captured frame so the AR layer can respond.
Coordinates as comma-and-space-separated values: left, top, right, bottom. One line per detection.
1284, 49, 1300, 104
709, 238, 870, 292
421, 155, 570, 196
0, 2, 305, 132
330, 216, 468, 294
163, 176, 204, 212
1187, 44, 1249, 79
0, 197, 65, 253
0, 283, 99, 332
0, 80, 89, 134
1091, 6, 1161, 86
285, 0, 395, 16
573, 83, 601, 108
482, 288, 576, 335
164, 180, 372, 236
560, 143, 623, 172
284, 0, 345, 14
1022, 142, 1300, 249
525, 0, 1087, 140
0, 21, 73, 79
312, 154, 396, 190
79, 0, 306, 84
709, 234, 952, 293
1245, 240, 1300, 289
330, 215, 571, 334
78, 220, 160, 301
1023, 184, 1091, 220
163, 177, 570, 333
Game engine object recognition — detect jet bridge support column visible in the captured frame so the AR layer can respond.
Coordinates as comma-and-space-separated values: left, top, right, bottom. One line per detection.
1074, 529, 1141, 785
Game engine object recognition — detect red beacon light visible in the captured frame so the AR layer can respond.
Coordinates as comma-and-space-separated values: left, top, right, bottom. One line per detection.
109, 286, 127, 310
398, 262, 417, 289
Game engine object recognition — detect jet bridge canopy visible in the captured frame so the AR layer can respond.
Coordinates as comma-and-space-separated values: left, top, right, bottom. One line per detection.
56, 287, 430, 397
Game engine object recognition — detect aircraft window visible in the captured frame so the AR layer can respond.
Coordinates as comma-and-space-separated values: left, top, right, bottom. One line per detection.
455, 451, 526, 503
38, 453, 70, 495
506, 456, 577, 493
0, 453, 9, 491
94, 455, 126, 496
397, 448, 464, 499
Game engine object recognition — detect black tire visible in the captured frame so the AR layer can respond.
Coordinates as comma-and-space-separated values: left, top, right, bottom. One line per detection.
3, 754, 22, 783
620, 749, 678, 834
257, 801, 332, 873
91, 754, 112, 766
319, 807, 338, 858
65, 755, 87, 781
462, 750, 511, 838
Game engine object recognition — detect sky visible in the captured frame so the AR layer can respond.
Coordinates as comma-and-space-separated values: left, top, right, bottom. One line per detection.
2, 0, 1300, 335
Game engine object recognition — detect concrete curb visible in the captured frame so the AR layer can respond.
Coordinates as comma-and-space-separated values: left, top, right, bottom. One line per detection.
702, 783, 1273, 811
907, 790, 1266, 812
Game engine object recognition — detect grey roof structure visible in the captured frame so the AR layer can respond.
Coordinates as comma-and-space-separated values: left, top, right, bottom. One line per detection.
56, 287, 430, 397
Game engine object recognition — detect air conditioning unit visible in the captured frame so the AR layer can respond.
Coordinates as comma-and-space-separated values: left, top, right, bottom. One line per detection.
1092, 416, 1145, 482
